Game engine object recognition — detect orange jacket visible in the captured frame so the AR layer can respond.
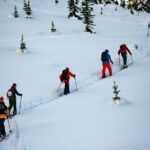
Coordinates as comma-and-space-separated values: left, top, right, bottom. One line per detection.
0, 110, 9, 119
0, 102, 9, 119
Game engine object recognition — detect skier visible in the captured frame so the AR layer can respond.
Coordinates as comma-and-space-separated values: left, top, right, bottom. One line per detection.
0, 96, 9, 139
59, 67, 76, 95
101, 49, 113, 78
7, 83, 22, 116
118, 44, 132, 69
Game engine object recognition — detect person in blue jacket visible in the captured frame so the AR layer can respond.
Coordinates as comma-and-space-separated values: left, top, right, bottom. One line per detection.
101, 49, 113, 78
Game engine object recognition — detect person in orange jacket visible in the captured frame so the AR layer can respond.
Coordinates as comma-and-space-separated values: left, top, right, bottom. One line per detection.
59, 67, 76, 95
118, 44, 132, 69
0, 96, 9, 139
101, 49, 113, 78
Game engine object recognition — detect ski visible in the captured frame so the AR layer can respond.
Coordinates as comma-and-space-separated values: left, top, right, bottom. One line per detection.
120, 62, 133, 70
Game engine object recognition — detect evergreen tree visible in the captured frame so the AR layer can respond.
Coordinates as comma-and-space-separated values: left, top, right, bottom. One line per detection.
19, 34, 26, 53
112, 81, 121, 101
55, 0, 58, 4
81, 0, 95, 33
68, 0, 82, 20
143, 0, 150, 13
26, 0, 32, 18
127, 0, 144, 11
75, 0, 79, 4
100, 7, 103, 14
120, 0, 126, 8
13, 6, 19, 18
23, 0, 27, 12
51, 21, 56, 32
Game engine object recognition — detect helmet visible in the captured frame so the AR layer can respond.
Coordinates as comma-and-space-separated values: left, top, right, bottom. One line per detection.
0, 96, 4, 102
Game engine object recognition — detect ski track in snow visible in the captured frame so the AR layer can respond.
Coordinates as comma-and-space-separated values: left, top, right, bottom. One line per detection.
20, 36, 150, 114
1, 1, 150, 149
0, 117, 20, 150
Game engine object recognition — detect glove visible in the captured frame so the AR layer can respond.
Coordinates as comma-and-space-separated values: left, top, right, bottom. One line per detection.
74, 74, 76, 78
111, 61, 113, 64
21, 94, 23, 96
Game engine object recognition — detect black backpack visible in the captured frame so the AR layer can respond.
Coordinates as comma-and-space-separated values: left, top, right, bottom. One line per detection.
101, 51, 108, 62
61, 70, 68, 80
0, 102, 5, 114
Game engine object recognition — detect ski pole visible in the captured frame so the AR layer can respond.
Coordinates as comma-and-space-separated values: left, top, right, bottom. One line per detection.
74, 77, 78, 91
119, 55, 121, 67
56, 83, 62, 93
131, 55, 133, 64
6, 118, 12, 133
18, 96, 22, 114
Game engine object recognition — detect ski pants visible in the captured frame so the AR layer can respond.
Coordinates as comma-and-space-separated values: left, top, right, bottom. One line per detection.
0, 119, 6, 136
9, 99, 17, 115
64, 83, 70, 95
121, 53, 127, 66
102, 63, 112, 77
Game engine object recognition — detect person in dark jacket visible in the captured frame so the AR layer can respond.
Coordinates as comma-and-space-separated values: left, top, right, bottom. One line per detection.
118, 44, 132, 69
0, 96, 9, 139
7, 83, 22, 116
59, 67, 76, 95
101, 49, 113, 78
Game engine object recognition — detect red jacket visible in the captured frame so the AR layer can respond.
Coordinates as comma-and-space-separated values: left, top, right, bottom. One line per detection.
118, 44, 132, 55
59, 70, 75, 84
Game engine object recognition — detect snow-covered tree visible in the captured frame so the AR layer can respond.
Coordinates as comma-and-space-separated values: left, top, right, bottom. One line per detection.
148, 22, 150, 37
23, 0, 27, 12
26, 0, 32, 18
120, 0, 126, 8
100, 7, 103, 14
126, 0, 150, 12
55, 0, 59, 4
68, 0, 82, 20
51, 21, 56, 32
81, 0, 95, 33
143, 0, 150, 13
19, 34, 27, 53
13, 6, 19, 18
112, 81, 121, 101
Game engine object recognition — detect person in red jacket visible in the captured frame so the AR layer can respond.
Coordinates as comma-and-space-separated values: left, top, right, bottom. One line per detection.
118, 44, 132, 69
59, 67, 76, 95
7, 83, 22, 116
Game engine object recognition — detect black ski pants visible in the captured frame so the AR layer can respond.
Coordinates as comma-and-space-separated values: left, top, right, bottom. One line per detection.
9, 99, 17, 115
121, 53, 127, 66
0, 119, 6, 136
64, 83, 70, 95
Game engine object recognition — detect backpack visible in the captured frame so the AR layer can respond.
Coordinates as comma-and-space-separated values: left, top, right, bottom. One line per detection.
7, 89, 13, 99
101, 51, 108, 62
0, 103, 5, 114
61, 70, 68, 81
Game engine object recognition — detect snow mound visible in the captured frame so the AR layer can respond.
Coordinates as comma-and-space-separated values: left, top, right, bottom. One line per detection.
108, 97, 131, 106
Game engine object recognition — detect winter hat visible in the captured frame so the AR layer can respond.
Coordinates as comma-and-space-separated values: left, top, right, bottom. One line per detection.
65, 67, 69, 71
105, 49, 109, 53
13, 83, 17, 87
0, 96, 4, 102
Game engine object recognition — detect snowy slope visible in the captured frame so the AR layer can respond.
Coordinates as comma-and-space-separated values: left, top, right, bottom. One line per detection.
0, 0, 150, 149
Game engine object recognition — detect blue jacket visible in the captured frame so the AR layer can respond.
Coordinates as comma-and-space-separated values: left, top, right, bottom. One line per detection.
102, 53, 113, 64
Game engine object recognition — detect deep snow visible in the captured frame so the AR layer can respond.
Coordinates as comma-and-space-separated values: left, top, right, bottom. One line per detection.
0, 0, 150, 150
